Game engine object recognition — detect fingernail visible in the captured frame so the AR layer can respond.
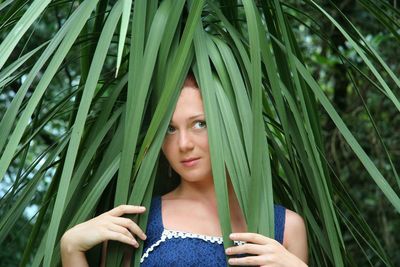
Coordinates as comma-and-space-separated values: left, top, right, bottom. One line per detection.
133, 241, 139, 248
139, 206, 146, 211
225, 248, 231, 254
229, 233, 235, 239
142, 233, 147, 240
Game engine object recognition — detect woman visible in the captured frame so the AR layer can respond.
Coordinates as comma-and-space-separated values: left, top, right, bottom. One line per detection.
61, 74, 308, 266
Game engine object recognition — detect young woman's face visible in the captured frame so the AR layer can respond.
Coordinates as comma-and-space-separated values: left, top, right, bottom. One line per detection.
162, 85, 212, 183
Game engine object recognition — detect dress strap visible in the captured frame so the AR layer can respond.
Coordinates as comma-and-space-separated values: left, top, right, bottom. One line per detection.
274, 205, 286, 244
145, 195, 164, 243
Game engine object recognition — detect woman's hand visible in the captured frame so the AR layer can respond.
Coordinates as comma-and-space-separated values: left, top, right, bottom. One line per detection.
225, 233, 307, 267
61, 205, 147, 267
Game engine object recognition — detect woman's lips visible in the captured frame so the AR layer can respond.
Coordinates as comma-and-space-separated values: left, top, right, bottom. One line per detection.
181, 158, 200, 167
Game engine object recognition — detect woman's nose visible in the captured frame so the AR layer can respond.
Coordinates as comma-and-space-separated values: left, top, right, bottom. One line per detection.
178, 131, 194, 151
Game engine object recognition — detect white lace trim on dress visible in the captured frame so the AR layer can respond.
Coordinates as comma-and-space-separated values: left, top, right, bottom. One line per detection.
140, 229, 245, 263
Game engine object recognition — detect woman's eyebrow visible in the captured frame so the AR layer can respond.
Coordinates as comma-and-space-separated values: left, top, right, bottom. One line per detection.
169, 114, 205, 125
188, 114, 204, 120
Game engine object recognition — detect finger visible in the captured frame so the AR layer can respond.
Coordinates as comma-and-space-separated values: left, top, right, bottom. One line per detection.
228, 255, 263, 266
104, 229, 138, 248
111, 217, 147, 240
107, 205, 146, 217
225, 243, 265, 256
230, 233, 272, 244
107, 223, 135, 241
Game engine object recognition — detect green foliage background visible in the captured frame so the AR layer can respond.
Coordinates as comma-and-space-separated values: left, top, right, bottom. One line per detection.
0, 0, 399, 266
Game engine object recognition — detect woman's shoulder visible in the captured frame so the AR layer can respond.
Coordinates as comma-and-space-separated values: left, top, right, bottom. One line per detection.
282, 208, 308, 261
284, 209, 306, 239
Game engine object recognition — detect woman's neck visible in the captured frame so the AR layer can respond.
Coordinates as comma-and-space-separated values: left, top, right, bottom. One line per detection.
171, 177, 240, 211
165, 176, 247, 231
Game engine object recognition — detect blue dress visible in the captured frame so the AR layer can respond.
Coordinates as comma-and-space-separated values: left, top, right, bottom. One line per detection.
140, 195, 286, 266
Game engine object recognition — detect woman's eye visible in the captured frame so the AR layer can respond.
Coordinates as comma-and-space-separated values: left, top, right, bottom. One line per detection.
193, 120, 206, 129
166, 125, 176, 134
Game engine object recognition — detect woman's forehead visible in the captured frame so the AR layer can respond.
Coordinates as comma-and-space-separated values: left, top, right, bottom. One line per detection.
170, 87, 204, 122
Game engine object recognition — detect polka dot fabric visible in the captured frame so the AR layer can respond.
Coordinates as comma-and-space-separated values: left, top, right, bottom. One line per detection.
140, 195, 285, 266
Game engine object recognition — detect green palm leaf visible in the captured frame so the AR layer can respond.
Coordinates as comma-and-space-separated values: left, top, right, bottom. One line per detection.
0, 1, 398, 266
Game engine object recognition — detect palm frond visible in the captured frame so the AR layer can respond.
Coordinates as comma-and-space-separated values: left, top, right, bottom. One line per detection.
0, 0, 398, 266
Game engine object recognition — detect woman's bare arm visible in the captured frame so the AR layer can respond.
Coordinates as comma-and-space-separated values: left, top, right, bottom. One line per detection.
60, 205, 147, 267
283, 209, 308, 264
